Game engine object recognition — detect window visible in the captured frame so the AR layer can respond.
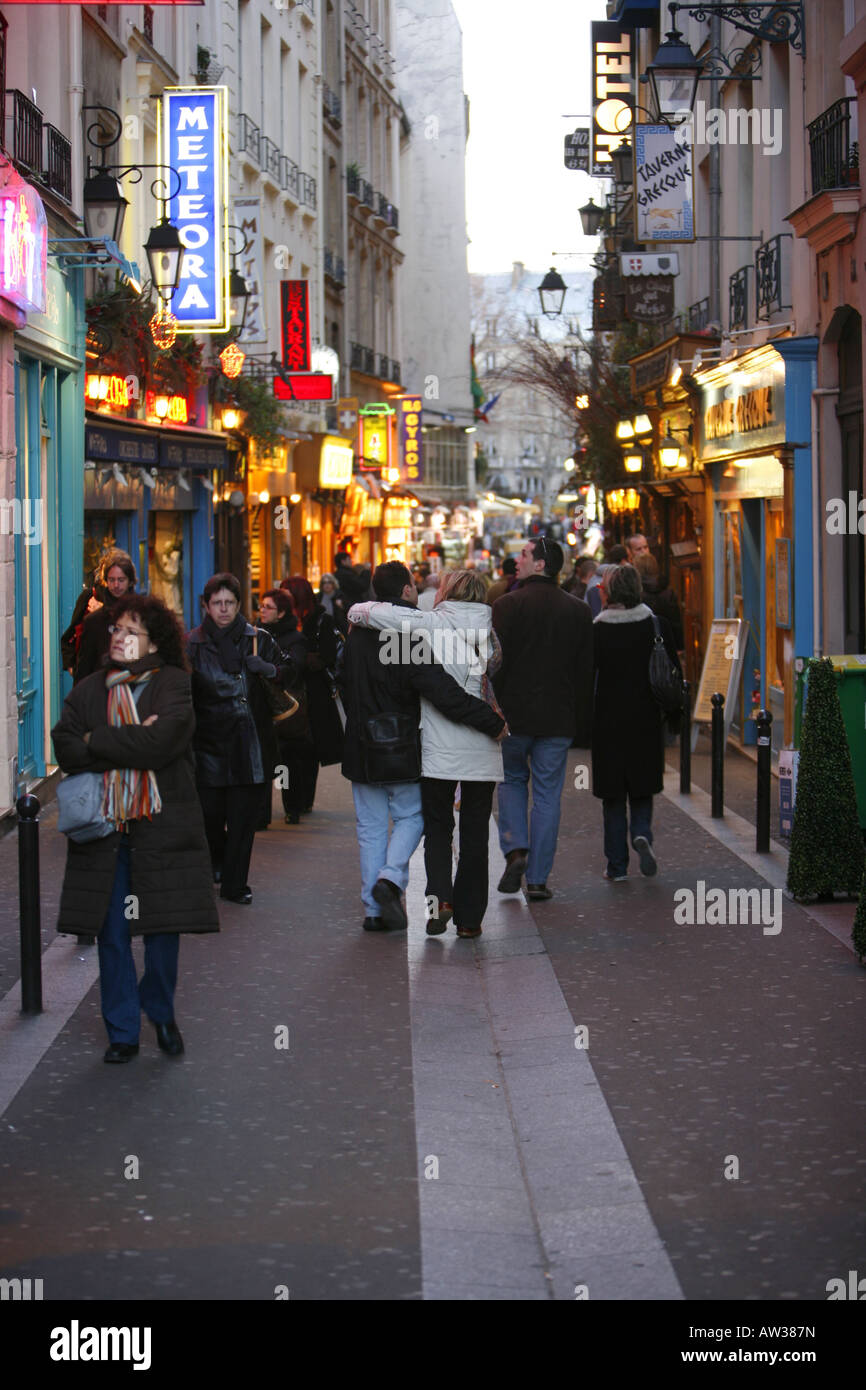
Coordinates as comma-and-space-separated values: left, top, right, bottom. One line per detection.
485, 352, 496, 372
425, 428, 467, 489
486, 318, 497, 337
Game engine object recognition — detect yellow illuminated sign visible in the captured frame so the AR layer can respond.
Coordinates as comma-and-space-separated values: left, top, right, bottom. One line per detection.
319, 436, 353, 487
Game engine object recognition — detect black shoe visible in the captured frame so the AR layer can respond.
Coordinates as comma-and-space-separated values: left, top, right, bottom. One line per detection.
526, 883, 553, 901
284, 812, 300, 825
633, 835, 658, 877
76, 934, 96, 946
104, 1042, 139, 1064
362, 916, 387, 932
154, 1021, 184, 1056
498, 849, 528, 893
456, 924, 482, 938
426, 902, 452, 936
220, 888, 253, 905
372, 878, 408, 930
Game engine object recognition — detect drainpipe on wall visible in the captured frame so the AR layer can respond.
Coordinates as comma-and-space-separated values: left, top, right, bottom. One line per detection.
708, 13, 721, 326
811, 387, 839, 658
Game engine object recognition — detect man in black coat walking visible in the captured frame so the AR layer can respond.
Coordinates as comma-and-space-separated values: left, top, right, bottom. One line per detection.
491, 537, 593, 901
342, 561, 507, 932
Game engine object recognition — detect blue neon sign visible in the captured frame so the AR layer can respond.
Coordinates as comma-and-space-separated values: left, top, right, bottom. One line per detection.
162, 87, 228, 330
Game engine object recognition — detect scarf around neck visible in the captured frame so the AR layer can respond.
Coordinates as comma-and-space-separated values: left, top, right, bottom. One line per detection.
102, 665, 163, 829
203, 611, 247, 673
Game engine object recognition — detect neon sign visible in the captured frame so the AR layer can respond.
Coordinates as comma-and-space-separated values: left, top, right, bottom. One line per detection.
0, 176, 47, 315
280, 281, 311, 370
161, 87, 229, 331
397, 395, 423, 484
145, 390, 189, 423
85, 374, 130, 408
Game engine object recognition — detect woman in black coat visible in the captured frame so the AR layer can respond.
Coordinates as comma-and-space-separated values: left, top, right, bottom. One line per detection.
259, 588, 314, 824
281, 576, 345, 811
187, 573, 284, 905
74, 550, 138, 684
592, 563, 681, 881
52, 594, 218, 1063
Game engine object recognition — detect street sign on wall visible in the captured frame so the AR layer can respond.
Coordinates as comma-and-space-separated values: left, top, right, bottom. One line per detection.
590, 22, 634, 177
564, 129, 590, 172
162, 87, 229, 330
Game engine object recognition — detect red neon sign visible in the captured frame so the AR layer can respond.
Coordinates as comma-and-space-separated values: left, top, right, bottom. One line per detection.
274, 373, 334, 402
280, 281, 311, 372
0, 176, 47, 315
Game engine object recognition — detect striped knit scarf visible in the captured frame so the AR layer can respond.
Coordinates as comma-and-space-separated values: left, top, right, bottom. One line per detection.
102, 669, 163, 830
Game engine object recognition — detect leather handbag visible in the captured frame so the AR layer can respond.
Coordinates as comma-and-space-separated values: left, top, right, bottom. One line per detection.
648, 614, 683, 714
252, 632, 299, 725
56, 772, 114, 844
362, 712, 421, 784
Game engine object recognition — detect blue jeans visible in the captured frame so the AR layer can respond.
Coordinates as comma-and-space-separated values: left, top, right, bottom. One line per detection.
602, 796, 653, 877
497, 735, 572, 885
98, 842, 180, 1044
352, 781, 425, 914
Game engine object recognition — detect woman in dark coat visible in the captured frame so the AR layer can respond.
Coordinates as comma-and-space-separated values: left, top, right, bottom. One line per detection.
634, 551, 685, 651
52, 594, 218, 1063
280, 575, 345, 811
187, 573, 284, 905
259, 588, 314, 824
592, 563, 681, 881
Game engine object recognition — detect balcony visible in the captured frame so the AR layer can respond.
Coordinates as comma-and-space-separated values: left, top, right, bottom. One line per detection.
7, 89, 43, 175
378, 353, 391, 379
375, 193, 399, 234
755, 234, 788, 320
323, 84, 342, 126
301, 173, 317, 210
686, 297, 710, 332
261, 136, 281, 184
359, 179, 374, 210
729, 266, 749, 332
390, 358, 401, 385
351, 341, 375, 375
324, 249, 346, 289
45, 124, 72, 203
281, 156, 300, 201
347, 165, 360, 199
238, 113, 260, 166
809, 98, 858, 194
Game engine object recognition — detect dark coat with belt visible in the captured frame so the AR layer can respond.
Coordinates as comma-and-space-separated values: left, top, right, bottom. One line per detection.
187, 622, 283, 785
341, 603, 506, 784
491, 575, 594, 743
51, 664, 219, 937
591, 604, 681, 800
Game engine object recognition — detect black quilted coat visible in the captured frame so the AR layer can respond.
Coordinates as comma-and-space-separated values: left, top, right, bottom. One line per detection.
186, 621, 282, 785
51, 663, 219, 938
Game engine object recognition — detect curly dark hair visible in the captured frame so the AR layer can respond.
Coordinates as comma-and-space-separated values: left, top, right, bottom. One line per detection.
113, 594, 188, 669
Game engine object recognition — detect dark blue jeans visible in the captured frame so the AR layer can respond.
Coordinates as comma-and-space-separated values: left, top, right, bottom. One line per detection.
97, 842, 179, 1044
602, 796, 653, 877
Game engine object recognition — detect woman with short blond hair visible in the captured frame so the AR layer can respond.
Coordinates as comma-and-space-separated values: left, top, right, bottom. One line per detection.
348, 568, 506, 938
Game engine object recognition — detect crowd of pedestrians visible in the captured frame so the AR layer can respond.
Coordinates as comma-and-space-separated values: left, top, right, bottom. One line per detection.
52, 531, 682, 1062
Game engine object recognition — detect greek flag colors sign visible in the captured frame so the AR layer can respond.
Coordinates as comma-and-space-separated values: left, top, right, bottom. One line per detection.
161, 87, 229, 330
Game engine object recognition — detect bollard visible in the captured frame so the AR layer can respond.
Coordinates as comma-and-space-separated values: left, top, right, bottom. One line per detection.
710, 692, 725, 818
679, 679, 691, 794
17, 794, 42, 1015
756, 708, 773, 852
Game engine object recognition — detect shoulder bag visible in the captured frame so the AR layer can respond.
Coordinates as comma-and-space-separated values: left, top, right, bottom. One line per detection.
648, 614, 684, 714
56, 772, 114, 843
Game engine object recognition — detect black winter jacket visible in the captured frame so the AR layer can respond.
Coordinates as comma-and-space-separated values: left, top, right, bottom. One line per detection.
492, 576, 594, 743
340, 601, 506, 784
187, 621, 283, 785
591, 605, 681, 800
51, 663, 219, 937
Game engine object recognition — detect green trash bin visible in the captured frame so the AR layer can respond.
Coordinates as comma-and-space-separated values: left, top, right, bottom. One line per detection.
795, 656, 866, 830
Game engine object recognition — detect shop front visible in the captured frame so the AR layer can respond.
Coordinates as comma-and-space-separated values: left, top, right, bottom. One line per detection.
695, 339, 817, 748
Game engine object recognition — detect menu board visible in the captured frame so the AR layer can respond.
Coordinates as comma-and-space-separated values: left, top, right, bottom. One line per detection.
693, 618, 749, 729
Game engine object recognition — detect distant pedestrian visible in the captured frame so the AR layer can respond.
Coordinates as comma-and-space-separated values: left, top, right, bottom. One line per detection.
634, 552, 684, 651
61, 565, 104, 676
492, 537, 593, 901
592, 563, 680, 880
259, 588, 314, 825
51, 594, 218, 1063
625, 533, 649, 562
187, 573, 284, 905
73, 551, 137, 683
562, 555, 598, 601
349, 567, 507, 939
341, 561, 506, 933
281, 575, 345, 810
487, 557, 518, 604
319, 572, 349, 635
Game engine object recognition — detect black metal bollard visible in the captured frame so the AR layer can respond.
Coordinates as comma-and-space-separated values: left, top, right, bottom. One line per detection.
756, 708, 773, 853
679, 679, 691, 794
17, 794, 42, 1015
710, 692, 725, 818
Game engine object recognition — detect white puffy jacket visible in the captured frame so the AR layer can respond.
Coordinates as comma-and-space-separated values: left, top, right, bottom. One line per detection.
348, 599, 504, 782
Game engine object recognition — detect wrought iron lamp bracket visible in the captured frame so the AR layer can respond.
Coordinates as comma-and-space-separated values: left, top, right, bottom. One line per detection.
668, 3, 806, 59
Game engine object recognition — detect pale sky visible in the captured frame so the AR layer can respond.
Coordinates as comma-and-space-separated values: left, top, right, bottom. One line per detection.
451, 0, 612, 276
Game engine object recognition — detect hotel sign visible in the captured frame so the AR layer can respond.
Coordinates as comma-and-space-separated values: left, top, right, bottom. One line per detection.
590, 22, 634, 177
162, 87, 229, 331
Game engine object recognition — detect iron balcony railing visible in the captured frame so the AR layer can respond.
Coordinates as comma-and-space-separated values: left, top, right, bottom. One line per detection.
8, 89, 43, 174
301, 173, 317, 209
323, 84, 342, 124
351, 341, 375, 375
281, 156, 300, 199
379, 353, 391, 379
390, 359, 401, 384
808, 97, 858, 194
755, 234, 784, 320
729, 265, 749, 331
347, 165, 360, 196
324, 250, 346, 287
359, 178, 374, 209
45, 124, 72, 202
261, 136, 281, 183
376, 193, 399, 231
324, 247, 334, 276
238, 113, 260, 165
687, 297, 710, 331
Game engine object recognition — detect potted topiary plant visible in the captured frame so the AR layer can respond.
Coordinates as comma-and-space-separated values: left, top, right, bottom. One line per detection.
786, 657, 864, 900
